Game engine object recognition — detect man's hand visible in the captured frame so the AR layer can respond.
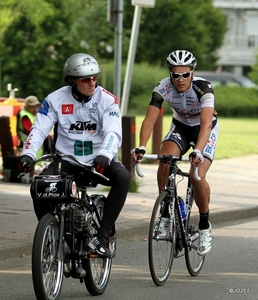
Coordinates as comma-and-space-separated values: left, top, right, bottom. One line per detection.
19, 155, 34, 173
189, 149, 204, 165
93, 155, 110, 174
131, 146, 146, 162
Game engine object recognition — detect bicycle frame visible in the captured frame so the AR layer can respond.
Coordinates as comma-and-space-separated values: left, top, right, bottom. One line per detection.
161, 157, 189, 252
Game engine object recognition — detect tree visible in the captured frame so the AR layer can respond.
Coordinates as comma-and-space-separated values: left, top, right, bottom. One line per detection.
123, 0, 227, 70
0, 0, 227, 98
248, 54, 258, 85
0, 0, 114, 98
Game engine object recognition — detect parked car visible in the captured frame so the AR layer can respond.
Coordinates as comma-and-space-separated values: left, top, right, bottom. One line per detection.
194, 71, 256, 88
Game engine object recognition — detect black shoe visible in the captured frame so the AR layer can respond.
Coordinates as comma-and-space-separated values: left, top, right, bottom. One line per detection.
91, 233, 112, 258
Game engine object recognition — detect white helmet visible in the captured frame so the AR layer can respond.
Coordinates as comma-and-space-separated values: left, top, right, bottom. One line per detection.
63, 53, 101, 81
165, 50, 197, 70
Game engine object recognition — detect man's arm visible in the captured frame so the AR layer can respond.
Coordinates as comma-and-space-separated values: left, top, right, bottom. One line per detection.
140, 105, 161, 147
195, 106, 214, 153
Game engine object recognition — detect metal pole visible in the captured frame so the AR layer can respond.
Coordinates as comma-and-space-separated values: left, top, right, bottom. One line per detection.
120, 5, 142, 116
113, 0, 123, 100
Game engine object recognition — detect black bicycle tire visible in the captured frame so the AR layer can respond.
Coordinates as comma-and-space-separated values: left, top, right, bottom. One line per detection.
32, 214, 63, 300
184, 191, 205, 276
84, 198, 112, 295
148, 190, 176, 286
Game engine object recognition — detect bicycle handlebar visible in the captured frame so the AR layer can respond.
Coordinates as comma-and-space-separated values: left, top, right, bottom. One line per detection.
19, 152, 109, 182
134, 154, 201, 181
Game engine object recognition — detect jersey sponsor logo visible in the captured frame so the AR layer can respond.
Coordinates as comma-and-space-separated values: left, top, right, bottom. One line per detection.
102, 88, 118, 104
109, 111, 119, 117
174, 107, 200, 118
62, 104, 74, 114
105, 135, 114, 151
159, 83, 172, 95
74, 141, 93, 156
204, 133, 216, 155
38, 99, 49, 116
68, 121, 97, 134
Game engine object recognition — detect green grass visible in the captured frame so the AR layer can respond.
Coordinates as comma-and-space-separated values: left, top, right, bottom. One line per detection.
135, 116, 258, 159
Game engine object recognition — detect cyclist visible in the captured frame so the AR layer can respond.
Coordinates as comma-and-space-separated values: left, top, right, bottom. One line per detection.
132, 50, 218, 255
19, 53, 130, 258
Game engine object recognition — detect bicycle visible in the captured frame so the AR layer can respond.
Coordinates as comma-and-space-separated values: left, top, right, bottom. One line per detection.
19, 152, 116, 299
134, 154, 205, 286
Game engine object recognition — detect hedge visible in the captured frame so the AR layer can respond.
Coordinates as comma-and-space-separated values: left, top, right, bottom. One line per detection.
100, 62, 258, 117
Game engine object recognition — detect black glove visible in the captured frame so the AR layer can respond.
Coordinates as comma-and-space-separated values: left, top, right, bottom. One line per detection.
189, 149, 204, 163
135, 146, 146, 160
93, 155, 110, 174
19, 155, 34, 173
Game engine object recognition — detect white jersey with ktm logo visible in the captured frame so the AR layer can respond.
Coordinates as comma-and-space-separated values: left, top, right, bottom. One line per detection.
22, 85, 122, 163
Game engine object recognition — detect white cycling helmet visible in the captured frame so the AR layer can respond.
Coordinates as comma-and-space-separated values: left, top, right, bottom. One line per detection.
165, 50, 197, 70
63, 53, 101, 81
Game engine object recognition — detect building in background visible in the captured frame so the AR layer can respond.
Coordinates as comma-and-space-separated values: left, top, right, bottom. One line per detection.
213, 0, 258, 76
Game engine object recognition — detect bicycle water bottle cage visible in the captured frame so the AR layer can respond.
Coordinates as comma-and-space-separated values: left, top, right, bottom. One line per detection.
31, 175, 76, 204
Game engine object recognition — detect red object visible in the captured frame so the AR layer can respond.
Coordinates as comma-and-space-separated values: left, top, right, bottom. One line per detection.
62, 104, 74, 114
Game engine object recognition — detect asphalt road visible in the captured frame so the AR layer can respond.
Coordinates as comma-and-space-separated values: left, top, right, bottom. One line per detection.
0, 217, 257, 300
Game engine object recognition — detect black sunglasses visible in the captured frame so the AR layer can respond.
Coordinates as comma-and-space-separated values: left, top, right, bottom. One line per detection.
170, 71, 193, 80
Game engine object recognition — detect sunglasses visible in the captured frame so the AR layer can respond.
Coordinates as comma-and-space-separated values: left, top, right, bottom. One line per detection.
170, 71, 193, 80
78, 75, 98, 83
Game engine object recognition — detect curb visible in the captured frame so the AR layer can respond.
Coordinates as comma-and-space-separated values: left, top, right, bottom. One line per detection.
1, 205, 258, 261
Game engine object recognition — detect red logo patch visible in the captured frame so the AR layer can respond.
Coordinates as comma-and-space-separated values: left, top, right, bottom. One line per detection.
62, 104, 74, 114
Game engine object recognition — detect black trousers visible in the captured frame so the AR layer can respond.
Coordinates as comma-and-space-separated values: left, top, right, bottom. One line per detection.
31, 159, 130, 235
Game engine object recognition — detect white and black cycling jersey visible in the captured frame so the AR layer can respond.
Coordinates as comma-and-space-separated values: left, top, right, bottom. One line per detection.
22, 85, 122, 163
150, 76, 217, 126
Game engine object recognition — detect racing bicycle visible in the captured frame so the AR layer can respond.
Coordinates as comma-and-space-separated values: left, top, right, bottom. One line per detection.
135, 154, 205, 286
19, 152, 116, 299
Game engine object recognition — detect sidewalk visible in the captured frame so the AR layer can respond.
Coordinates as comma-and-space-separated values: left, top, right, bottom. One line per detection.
0, 154, 258, 260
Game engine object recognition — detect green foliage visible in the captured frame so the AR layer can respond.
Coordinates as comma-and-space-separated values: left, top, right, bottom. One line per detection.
248, 53, 258, 85
103, 62, 258, 117
0, 0, 227, 99
214, 86, 258, 117
124, 0, 227, 69
129, 175, 141, 193
0, 0, 114, 99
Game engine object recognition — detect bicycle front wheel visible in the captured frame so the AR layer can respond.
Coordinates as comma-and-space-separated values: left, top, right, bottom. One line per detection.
148, 191, 176, 286
184, 194, 205, 276
83, 197, 112, 295
32, 214, 63, 300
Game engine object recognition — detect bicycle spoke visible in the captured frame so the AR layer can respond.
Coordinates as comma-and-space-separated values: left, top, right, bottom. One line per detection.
185, 198, 205, 276
148, 191, 175, 286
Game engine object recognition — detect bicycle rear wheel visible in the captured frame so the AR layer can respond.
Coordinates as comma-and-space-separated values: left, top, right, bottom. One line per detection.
83, 197, 112, 295
148, 191, 176, 286
32, 214, 63, 300
184, 192, 205, 276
